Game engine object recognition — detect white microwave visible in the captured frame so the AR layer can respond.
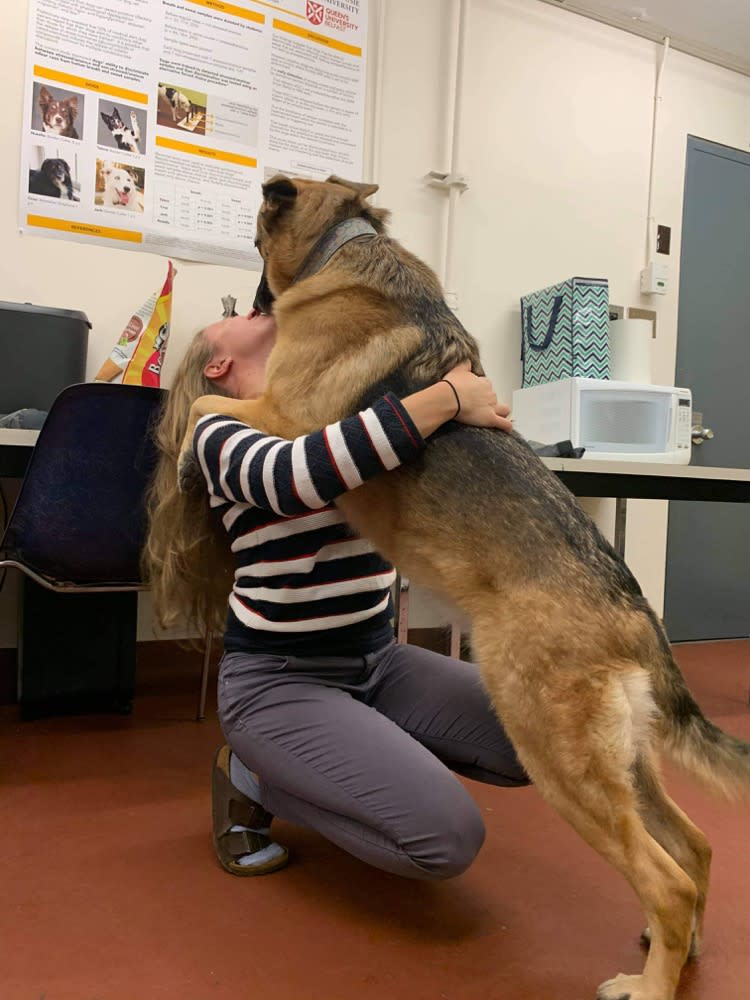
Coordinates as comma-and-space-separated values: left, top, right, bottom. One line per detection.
512, 378, 692, 464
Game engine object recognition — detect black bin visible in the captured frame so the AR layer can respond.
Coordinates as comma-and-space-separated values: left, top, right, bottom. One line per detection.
0, 301, 90, 414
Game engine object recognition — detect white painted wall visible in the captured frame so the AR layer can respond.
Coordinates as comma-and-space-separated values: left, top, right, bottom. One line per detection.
1, 0, 749, 642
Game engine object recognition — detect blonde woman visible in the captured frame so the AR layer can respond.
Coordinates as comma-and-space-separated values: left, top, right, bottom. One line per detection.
145, 308, 528, 878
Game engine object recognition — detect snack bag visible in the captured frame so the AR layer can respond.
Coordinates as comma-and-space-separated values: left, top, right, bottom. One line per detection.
94, 261, 175, 386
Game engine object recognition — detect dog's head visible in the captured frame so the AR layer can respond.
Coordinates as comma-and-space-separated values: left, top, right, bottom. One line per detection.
39, 86, 78, 130
41, 158, 70, 184
102, 162, 137, 206
252, 175, 388, 313
101, 107, 125, 132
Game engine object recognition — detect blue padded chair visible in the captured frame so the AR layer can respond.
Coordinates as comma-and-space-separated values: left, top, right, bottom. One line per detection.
0, 382, 212, 718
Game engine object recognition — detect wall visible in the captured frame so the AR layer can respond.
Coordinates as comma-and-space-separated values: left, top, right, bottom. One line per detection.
1, 0, 749, 641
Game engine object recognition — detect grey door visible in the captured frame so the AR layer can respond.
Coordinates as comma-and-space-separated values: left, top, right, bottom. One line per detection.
663, 136, 750, 642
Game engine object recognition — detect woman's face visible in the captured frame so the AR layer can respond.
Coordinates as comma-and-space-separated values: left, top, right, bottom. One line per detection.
204, 309, 277, 362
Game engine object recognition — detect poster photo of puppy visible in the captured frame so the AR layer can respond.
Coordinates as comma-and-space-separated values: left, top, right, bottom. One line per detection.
157, 83, 207, 135
97, 100, 147, 155
94, 159, 145, 212
31, 82, 84, 140
28, 145, 80, 201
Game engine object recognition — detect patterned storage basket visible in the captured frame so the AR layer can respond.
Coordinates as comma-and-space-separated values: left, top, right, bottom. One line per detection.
520, 277, 610, 387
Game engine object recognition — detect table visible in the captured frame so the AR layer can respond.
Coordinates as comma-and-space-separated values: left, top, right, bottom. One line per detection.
543, 458, 750, 557
394, 459, 750, 656
0, 429, 39, 478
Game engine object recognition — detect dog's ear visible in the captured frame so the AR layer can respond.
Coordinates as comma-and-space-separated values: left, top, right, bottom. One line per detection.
262, 175, 298, 206
327, 176, 379, 200
39, 86, 52, 106
66, 95, 78, 116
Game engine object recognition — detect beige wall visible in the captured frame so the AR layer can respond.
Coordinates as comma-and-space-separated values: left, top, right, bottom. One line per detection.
1, 0, 749, 641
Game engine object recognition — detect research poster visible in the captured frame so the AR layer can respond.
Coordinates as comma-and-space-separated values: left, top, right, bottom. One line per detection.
19, 0, 368, 267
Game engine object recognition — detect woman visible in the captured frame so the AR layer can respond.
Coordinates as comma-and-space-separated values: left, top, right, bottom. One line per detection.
145, 307, 529, 879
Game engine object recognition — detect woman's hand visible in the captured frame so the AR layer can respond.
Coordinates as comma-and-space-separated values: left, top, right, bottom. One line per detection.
400, 361, 513, 439
442, 361, 513, 431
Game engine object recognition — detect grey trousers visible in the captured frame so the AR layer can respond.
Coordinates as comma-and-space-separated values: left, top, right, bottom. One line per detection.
217, 639, 529, 881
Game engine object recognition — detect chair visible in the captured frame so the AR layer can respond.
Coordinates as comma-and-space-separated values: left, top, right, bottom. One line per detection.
0, 382, 213, 720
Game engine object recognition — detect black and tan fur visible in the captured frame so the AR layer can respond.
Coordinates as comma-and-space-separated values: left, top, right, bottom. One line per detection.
178, 175, 750, 1000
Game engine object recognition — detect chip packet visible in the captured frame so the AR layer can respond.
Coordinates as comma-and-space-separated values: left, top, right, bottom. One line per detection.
94, 261, 175, 386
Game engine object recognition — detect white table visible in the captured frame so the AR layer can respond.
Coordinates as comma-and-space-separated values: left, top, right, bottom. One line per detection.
0, 429, 39, 478
542, 457, 750, 557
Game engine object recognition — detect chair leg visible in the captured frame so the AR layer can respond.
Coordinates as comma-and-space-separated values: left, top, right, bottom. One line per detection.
197, 629, 214, 721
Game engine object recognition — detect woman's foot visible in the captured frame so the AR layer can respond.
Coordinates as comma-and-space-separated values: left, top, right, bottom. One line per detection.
212, 745, 289, 875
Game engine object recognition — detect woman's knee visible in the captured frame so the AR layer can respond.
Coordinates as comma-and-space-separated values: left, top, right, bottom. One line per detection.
404, 790, 486, 880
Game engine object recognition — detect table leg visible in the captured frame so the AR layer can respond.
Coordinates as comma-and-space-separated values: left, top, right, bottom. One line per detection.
394, 574, 410, 644
614, 496, 627, 559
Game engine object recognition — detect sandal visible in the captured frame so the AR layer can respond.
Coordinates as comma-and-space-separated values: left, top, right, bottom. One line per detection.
212, 744, 289, 876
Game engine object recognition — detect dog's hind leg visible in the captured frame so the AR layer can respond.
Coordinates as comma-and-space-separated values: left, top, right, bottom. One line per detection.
472, 645, 696, 999
633, 754, 712, 959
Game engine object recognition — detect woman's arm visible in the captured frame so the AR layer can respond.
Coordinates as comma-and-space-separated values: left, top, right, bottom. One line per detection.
193, 364, 511, 516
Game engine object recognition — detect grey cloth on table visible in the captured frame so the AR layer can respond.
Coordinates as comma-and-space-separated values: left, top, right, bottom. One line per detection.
529, 439, 585, 458
0, 408, 47, 429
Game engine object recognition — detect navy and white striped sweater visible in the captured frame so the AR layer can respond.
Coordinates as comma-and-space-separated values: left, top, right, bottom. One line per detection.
193, 393, 424, 656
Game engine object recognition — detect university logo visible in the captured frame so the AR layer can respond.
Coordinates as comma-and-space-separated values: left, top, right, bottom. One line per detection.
306, 1, 324, 26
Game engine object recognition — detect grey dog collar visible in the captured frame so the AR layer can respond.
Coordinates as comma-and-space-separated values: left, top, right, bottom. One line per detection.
294, 217, 377, 283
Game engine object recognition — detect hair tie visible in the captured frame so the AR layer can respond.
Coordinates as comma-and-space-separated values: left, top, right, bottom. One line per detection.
440, 379, 461, 419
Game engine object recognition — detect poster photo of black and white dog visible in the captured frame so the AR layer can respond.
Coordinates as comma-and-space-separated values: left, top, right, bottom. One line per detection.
28, 145, 80, 201
94, 159, 146, 212
157, 83, 207, 135
97, 99, 147, 155
30, 82, 85, 140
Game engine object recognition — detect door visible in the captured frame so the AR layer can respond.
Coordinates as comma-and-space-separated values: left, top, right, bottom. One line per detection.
663, 136, 750, 642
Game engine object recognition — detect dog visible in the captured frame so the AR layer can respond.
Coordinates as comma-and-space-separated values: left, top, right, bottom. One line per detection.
100, 106, 141, 154
28, 158, 78, 200
178, 175, 750, 1000
100, 162, 142, 211
38, 86, 79, 139
157, 85, 192, 125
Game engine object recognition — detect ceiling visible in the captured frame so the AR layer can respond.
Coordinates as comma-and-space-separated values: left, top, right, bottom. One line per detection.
536, 0, 750, 76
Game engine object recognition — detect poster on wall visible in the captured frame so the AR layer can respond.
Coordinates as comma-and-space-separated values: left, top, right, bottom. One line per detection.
18, 0, 368, 269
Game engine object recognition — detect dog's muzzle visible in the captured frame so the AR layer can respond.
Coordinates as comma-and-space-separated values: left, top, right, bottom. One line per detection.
253, 268, 275, 314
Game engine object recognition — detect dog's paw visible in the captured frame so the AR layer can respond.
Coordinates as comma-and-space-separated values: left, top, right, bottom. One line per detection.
595, 973, 641, 1000
596, 972, 669, 1000
177, 448, 203, 495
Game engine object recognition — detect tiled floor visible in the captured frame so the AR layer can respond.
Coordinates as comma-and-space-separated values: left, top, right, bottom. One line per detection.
1, 640, 748, 1000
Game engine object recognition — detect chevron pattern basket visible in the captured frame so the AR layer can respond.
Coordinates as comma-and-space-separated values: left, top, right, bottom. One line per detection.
520, 277, 610, 387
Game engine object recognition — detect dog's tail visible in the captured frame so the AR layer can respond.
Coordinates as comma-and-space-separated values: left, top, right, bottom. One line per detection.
647, 615, 750, 801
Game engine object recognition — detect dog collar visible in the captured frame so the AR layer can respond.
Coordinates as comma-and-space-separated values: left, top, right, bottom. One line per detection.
294, 217, 377, 283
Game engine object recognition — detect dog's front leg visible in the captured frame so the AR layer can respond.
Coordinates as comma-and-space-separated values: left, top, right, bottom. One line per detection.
130, 111, 141, 145
177, 394, 265, 493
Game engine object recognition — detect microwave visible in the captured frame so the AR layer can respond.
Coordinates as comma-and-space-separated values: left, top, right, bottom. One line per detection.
512, 378, 692, 464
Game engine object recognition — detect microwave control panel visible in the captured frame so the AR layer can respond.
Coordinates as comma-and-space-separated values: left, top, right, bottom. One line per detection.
675, 397, 692, 450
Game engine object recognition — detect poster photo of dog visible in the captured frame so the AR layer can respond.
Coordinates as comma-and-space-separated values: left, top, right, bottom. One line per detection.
157, 83, 207, 135
31, 82, 84, 140
94, 159, 145, 212
97, 100, 147, 156
28, 144, 80, 201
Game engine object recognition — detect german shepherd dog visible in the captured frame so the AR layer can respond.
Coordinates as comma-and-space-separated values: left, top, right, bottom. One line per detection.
179, 176, 749, 1000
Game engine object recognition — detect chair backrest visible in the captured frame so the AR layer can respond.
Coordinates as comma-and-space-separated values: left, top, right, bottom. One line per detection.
1, 382, 166, 585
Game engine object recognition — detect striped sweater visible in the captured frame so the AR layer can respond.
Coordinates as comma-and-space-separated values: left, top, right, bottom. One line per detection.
193, 393, 424, 656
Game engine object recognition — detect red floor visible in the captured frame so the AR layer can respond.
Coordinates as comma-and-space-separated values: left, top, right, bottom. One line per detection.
1, 640, 748, 1000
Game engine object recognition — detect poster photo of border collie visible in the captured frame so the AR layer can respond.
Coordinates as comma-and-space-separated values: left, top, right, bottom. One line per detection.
94, 159, 146, 213
28, 145, 80, 201
97, 99, 148, 156
31, 81, 84, 140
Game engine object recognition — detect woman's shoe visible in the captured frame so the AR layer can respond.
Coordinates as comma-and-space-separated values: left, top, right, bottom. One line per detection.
211, 744, 289, 875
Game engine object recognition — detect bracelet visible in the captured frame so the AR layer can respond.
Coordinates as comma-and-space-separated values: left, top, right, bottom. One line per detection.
440, 378, 461, 419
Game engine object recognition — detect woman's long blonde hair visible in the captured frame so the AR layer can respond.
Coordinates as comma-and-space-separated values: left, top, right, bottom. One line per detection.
143, 329, 234, 638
